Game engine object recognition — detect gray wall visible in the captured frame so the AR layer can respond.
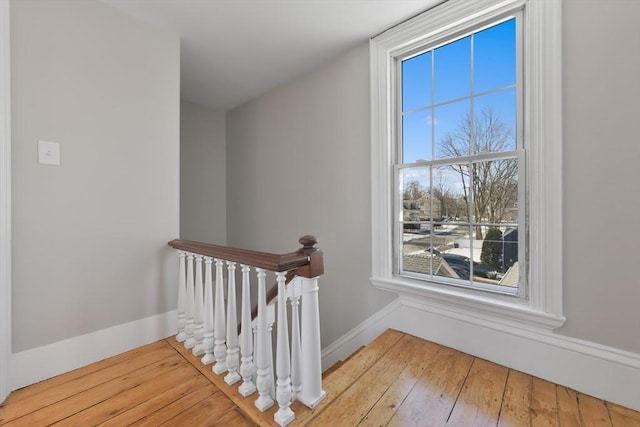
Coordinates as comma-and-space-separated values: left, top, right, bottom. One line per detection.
227, 1, 640, 353
558, 0, 640, 352
227, 44, 396, 347
180, 100, 226, 244
11, 0, 180, 352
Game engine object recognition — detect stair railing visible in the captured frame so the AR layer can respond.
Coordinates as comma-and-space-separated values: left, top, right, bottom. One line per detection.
168, 235, 326, 426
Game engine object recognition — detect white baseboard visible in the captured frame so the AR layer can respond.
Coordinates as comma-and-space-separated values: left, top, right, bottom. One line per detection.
321, 299, 401, 371
10, 310, 177, 391
321, 298, 640, 412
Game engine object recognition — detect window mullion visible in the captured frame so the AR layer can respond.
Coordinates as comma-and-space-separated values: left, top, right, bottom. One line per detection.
430, 46, 435, 161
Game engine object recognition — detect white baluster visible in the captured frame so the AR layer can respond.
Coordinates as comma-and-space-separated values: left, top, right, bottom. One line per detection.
201, 256, 215, 364
254, 268, 274, 411
176, 251, 187, 342
238, 264, 256, 397
274, 272, 295, 426
213, 258, 228, 374
289, 290, 302, 400
225, 261, 241, 385
192, 255, 205, 355
298, 277, 326, 409
184, 253, 196, 349
252, 320, 258, 384
268, 318, 275, 399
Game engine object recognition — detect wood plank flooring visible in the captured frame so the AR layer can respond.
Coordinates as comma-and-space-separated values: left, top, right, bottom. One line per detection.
0, 341, 252, 427
1, 329, 638, 426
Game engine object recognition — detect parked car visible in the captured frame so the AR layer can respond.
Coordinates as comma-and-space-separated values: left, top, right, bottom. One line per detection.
439, 253, 471, 279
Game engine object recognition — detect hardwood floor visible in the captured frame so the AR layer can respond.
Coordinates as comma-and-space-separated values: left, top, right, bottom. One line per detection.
0, 341, 252, 427
1, 330, 638, 426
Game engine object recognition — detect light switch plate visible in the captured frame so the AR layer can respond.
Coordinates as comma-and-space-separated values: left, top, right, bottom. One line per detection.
38, 140, 60, 165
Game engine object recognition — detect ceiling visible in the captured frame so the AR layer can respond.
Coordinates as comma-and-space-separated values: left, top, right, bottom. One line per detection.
102, 0, 444, 111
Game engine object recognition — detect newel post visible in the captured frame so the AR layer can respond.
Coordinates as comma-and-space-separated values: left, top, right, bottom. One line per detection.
296, 236, 327, 409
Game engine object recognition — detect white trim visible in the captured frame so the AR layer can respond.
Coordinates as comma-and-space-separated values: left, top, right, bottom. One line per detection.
0, 0, 11, 404
371, 276, 563, 330
322, 299, 640, 412
370, 0, 564, 329
525, 0, 563, 316
10, 310, 177, 391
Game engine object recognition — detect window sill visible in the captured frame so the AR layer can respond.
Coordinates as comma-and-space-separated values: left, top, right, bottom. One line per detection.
371, 275, 566, 331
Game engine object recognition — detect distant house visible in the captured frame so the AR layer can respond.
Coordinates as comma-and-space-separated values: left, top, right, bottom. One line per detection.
502, 228, 518, 269
403, 193, 442, 221
420, 194, 442, 220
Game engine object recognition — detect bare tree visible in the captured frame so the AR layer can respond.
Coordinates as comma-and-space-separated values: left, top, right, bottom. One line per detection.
439, 107, 518, 240
433, 169, 449, 220
403, 180, 427, 201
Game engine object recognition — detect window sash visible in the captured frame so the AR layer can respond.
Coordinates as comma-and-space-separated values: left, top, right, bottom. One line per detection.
394, 152, 523, 295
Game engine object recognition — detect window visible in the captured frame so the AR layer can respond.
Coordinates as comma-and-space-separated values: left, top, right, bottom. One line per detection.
371, 0, 564, 329
397, 16, 523, 296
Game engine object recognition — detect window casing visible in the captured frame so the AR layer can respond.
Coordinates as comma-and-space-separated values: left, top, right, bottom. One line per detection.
370, 0, 564, 329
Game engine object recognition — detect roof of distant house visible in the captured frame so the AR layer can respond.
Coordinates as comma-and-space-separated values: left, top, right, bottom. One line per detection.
499, 262, 519, 288
402, 252, 458, 278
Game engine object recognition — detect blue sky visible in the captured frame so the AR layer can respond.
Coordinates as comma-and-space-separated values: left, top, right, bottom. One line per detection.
401, 18, 517, 166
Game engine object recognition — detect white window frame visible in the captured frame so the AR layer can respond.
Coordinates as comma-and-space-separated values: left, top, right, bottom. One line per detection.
370, 0, 564, 329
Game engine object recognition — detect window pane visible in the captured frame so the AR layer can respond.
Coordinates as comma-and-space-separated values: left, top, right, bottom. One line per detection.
436, 248, 472, 281
402, 110, 432, 163
402, 240, 435, 275
470, 158, 518, 227
400, 166, 430, 224
472, 225, 519, 287
400, 166, 433, 276
434, 99, 471, 159
474, 18, 516, 93
431, 165, 472, 281
433, 165, 471, 222
402, 51, 431, 112
474, 89, 517, 153
501, 228, 519, 285
434, 36, 471, 104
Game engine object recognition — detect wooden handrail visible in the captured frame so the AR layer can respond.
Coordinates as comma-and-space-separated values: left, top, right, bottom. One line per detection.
168, 235, 324, 278
170, 237, 323, 335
